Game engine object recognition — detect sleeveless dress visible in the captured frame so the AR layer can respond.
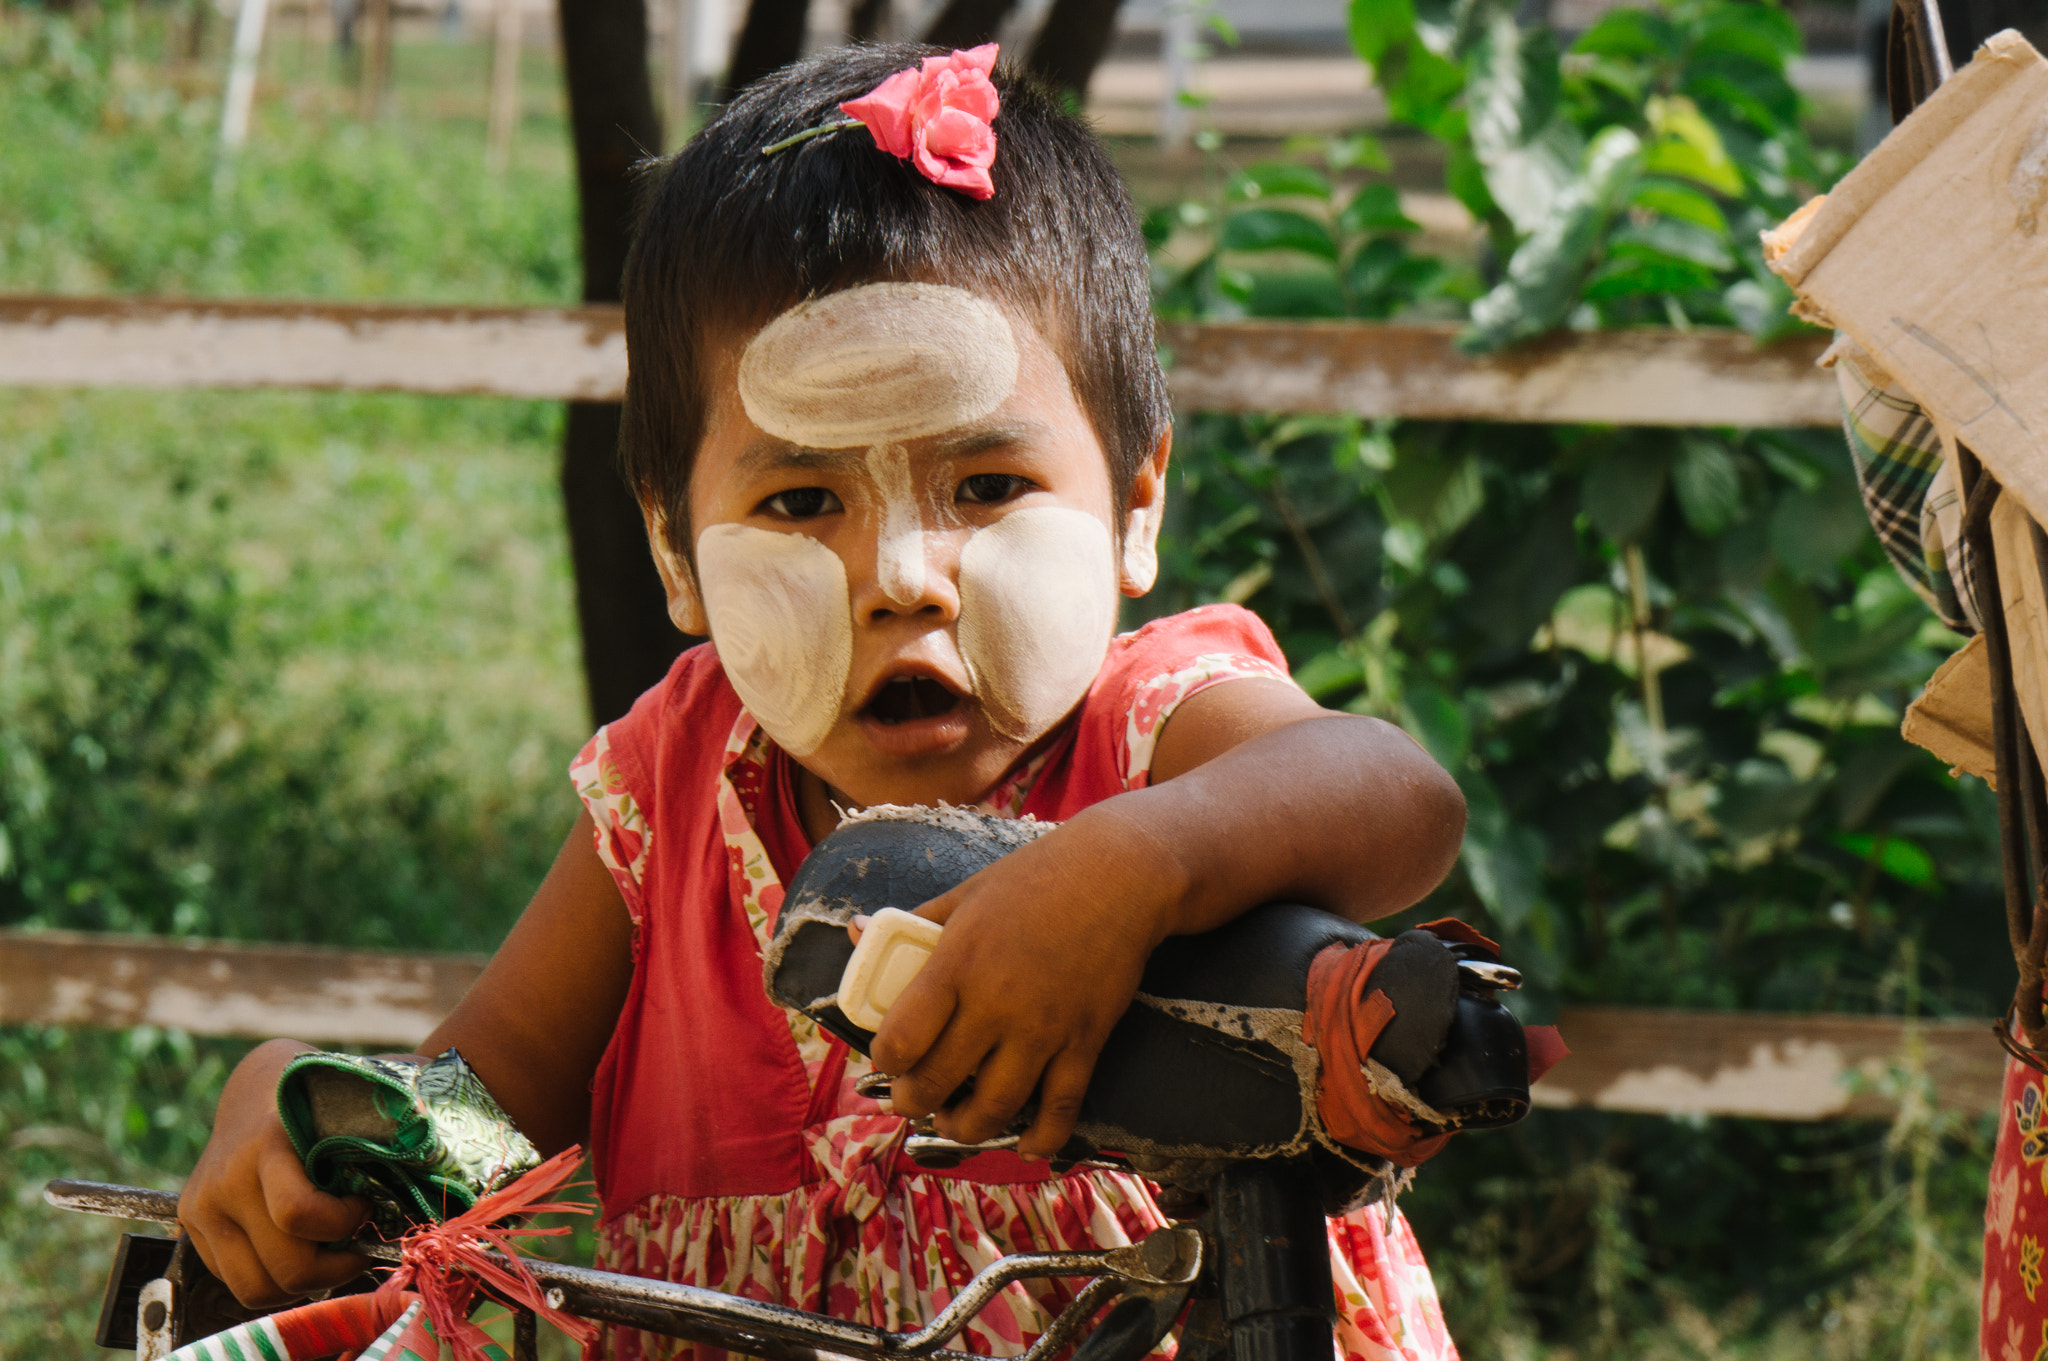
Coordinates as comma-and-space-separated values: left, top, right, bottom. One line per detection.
567, 604, 1459, 1361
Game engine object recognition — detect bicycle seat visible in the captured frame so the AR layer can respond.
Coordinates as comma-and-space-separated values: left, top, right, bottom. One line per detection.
765, 806, 1532, 1212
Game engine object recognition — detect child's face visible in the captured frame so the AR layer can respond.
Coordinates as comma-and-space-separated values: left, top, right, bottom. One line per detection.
647, 282, 1167, 810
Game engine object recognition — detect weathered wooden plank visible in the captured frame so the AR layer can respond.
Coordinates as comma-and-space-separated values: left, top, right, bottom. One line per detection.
0, 295, 628, 401
0, 929, 486, 1048
0, 931, 2006, 1116
1538, 1005, 2006, 1119
0, 295, 1840, 426
1156, 320, 1840, 428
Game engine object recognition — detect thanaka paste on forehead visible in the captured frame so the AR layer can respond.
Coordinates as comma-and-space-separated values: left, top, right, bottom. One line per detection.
736, 282, 1022, 449
695, 524, 852, 757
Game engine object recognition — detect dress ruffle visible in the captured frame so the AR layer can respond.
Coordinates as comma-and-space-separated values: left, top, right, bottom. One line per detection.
594, 1118, 1455, 1361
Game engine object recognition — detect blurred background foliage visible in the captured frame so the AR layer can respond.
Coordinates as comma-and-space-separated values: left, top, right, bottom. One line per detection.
1145, 0, 1998, 1354
0, 0, 1999, 1356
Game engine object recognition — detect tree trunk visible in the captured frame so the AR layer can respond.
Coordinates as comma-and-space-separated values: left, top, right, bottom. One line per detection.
1024, 0, 1125, 98
921, 0, 1017, 49
848, 0, 888, 42
722, 0, 811, 99
558, 0, 687, 725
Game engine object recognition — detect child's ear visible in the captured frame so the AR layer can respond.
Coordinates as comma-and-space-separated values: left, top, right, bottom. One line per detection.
641, 504, 709, 635
1119, 427, 1172, 597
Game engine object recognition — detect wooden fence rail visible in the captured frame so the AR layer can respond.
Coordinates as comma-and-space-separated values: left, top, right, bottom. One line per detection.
0, 930, 2005, 1121
0, 297, 1924, 1126
0, 295, 1840, 427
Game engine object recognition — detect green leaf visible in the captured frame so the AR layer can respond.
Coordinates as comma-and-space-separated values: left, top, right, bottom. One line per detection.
1229, 161, 1334, 203
1570, 6, 1680, 60
1383, 449, 1484, 540
1327, 133, 1393, 172
1695, 2, 1803, 68
1461, 126, 1643, 352
1714, 758, 1823, 840
1630, 178, 1730, 234
1682, 56, 1801, 133
1582, 443, 1670, 543
1459, 778, 1545, 907
1467, 12, 1582, 233
1606, 217, 1734, 271
1459, 487, 1580, 646
1349, 0, 1467, 135
1294, 648, 1366, 700
1338, 182, 1420, 235
1643, 138, 1746, 196
1219, 208, 1339, 261
1348, 239, 1446, 317
1769, 484, 1872, 577
1140, 205, 1177, 251
1403, 682, 1472, 769
1672, 437, 1743, 537
1831, 832, 1941, 890
1444, 143, 1500, 224
1644, 95, 1745, 195
1724, 275, 1808, 342
1584, 255, 1721, 302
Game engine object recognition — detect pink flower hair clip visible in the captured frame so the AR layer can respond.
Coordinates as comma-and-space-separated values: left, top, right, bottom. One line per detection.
760, 44, 1000, 200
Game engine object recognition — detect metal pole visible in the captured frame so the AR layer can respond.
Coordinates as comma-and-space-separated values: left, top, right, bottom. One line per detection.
668, 0, 696, 144
1159, 0, 1196, 154
691, 0, 729, 110
486, 0, 524, 171
218, 0, 273, 153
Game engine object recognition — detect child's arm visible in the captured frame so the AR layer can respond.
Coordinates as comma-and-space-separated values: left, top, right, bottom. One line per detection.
177, 811, 633, 1307
872, 680, 1465, 1158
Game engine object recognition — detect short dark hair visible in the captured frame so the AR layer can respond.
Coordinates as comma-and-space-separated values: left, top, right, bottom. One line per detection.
617, 44, 1170, 554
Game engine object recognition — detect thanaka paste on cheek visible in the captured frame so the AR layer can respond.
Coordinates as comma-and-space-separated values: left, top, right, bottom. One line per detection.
957, 506, 1119, 743
695, 524, 852, 757
737, 283, 1020, 448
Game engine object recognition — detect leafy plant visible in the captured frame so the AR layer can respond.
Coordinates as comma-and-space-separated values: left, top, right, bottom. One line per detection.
1138, 0, 1996, 1353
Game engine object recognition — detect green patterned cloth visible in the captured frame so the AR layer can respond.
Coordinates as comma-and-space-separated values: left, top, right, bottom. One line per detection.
1836, 345, 1979, 634
277, 1048, 541, 1237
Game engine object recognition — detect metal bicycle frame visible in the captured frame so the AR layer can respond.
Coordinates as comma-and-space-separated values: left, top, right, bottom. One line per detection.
47, 1179, 1205, 1361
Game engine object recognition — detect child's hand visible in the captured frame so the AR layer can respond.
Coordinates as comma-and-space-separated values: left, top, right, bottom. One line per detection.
867, 684, 1467, 1161
869, 800, 1180, 1159
179, 1038, 372, 1308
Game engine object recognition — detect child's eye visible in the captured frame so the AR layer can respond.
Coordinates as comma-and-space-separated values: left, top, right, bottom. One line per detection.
957, 473, 1032, 505
762, 487, 843, 519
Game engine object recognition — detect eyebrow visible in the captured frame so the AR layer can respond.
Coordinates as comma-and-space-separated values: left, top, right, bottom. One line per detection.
733, 422, 1053, 477
930, 423, 1049, 458
731, 441, 869, 478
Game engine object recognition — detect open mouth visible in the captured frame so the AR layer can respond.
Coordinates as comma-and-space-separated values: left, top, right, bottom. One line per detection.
862, 676, 965, 726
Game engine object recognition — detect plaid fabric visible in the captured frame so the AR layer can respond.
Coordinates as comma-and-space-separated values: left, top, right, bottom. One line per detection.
1836, 346, 1979, 633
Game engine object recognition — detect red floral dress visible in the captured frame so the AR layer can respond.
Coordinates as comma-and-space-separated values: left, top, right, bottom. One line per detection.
568, 604, 1458, 1361
1985, 1058, 2048, 1360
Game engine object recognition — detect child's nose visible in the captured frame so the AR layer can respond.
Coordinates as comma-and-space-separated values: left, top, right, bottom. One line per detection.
851, 519, 961, 622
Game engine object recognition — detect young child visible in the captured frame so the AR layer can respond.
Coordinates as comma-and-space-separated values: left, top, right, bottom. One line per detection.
177, 43, 1470, 1361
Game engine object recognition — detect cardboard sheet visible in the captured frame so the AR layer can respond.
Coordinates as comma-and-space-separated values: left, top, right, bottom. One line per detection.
1768, 29, 2048, 529
1902, 632, 1996, 783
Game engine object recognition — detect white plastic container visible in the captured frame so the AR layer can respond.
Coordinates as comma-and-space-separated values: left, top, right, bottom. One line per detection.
837, 907, 945, 1032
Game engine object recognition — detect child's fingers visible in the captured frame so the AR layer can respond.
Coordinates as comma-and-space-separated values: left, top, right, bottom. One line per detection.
881, 1001, 995, 1118
181, 1208, 296, 1309
870, 965, 959, 1082
1016, 1048, 1096, 1160
259, 1149, 369, 1245
930, 1038, 1046, 1145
